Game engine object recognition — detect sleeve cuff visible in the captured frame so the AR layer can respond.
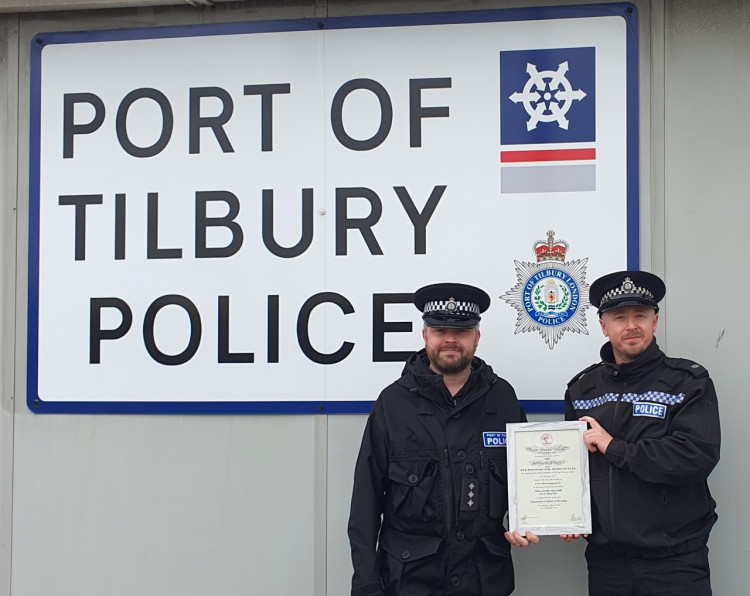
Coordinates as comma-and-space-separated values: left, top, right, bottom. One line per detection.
604, 438, 626, 467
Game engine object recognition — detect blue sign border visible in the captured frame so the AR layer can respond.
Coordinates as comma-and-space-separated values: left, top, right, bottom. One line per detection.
28, 3, 639, 415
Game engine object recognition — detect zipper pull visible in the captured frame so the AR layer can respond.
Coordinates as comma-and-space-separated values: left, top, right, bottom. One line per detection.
443, 448, 450, 467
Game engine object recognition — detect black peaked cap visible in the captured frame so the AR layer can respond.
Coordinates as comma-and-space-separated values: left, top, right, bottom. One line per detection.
413, 282, 490, 328
589, 270, 666, 314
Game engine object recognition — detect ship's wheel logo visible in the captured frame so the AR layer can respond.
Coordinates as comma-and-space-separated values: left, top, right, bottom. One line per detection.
509, 61, 587, 131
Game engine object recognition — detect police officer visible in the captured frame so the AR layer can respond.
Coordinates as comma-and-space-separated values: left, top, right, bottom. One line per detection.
348, 282, 534, 596
563, 271, 720, 595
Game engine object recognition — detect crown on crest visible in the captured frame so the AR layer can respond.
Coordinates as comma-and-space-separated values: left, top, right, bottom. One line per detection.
533, 230, 568, 263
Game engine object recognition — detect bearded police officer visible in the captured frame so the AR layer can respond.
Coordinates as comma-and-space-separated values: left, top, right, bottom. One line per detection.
563, 271, 720, 595
348, 282, 535, 596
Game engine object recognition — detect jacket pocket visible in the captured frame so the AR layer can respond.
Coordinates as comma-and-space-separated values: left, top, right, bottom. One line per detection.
378, 528, 443, 594
487, 455, 508, 520
476, 533, 514, 595
387, 458, 441, 521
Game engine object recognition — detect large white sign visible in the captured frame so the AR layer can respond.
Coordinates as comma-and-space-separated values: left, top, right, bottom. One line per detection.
29, 4, 639, 413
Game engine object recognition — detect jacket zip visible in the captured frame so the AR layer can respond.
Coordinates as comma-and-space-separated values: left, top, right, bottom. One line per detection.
609, 376, 624, 539
442, 446, 455, 532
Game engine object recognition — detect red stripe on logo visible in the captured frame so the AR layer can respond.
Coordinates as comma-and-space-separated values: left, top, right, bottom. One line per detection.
500, 148, 596, 163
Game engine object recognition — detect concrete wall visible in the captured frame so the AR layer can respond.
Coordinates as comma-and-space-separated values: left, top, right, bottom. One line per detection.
0, 0, 746, 594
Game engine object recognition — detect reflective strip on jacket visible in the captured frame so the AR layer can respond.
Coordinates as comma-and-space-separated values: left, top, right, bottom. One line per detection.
565, 340, 720, 556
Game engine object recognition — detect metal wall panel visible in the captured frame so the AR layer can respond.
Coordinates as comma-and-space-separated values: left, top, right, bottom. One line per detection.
0, 0, 186, 12
12, 415, 320, 595
664, 1, 748, 593
0, 13, 18, 596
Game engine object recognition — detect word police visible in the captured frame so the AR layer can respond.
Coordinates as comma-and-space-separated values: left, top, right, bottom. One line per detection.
90, 292, 416, 367
482, 432, 508, 447
633, 402, 667, 419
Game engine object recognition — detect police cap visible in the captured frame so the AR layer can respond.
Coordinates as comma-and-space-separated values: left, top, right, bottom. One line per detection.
589, 270, 666, 315
413, 282, 490, 328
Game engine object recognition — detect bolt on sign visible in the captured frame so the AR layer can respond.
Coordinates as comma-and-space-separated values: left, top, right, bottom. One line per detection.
28, 3, 639, 413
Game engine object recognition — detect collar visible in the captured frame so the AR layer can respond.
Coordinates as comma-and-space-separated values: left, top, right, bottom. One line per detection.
399, 349, 489, 408
600, 339, 664, 379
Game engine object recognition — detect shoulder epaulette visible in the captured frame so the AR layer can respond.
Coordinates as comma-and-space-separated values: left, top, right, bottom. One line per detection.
567, 362, 602, 387
664, 356, 709, 378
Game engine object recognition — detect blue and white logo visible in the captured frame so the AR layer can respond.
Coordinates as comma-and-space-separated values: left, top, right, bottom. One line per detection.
523, 268, 581, 327
501, 47, 596, 145
483, 431, 507, 447
502, 231, 591, 349
633, 402, 667, 419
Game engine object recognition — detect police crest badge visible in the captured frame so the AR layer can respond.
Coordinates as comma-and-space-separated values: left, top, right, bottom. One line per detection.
502, 231, 590, 349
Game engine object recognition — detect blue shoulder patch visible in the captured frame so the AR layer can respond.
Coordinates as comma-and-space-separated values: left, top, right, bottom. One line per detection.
483, 431, 507, 447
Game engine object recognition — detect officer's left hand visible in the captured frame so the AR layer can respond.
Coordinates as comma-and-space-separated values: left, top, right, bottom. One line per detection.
504, 530, 539, 547
580, 416, 613, 454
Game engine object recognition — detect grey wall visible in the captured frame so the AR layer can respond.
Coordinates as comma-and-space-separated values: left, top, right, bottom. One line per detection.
0, 0, 745, 594
662, 1, 749, 593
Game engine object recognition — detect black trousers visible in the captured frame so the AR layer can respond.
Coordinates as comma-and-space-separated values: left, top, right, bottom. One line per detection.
585, 545, 711, 596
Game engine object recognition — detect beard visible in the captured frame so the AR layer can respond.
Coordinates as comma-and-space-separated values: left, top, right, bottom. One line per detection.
611, 333, 654, 364
614, 340, 648, 363
426, 345, 475, 375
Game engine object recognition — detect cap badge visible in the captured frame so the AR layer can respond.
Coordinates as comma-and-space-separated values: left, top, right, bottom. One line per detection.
502, 230, 591, 349
446, 298, 458, 312
599, 278, 655, 305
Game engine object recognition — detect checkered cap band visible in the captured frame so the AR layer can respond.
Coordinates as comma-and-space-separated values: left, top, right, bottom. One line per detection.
599, 278, 655, 306
423, 299, 480, 316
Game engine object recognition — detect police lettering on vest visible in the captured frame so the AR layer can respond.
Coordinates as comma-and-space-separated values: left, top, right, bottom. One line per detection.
482, 431, 508, 447
632, 402, 667, 419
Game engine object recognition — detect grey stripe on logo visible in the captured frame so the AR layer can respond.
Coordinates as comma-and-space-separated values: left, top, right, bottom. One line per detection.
501, 164, 596, 193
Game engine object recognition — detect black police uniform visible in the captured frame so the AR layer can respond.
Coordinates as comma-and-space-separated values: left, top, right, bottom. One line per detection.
566, 271, 720, 595
348, 349, 526, 596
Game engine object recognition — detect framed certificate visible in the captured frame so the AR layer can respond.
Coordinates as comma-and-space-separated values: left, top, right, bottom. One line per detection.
507, 421, 592, 535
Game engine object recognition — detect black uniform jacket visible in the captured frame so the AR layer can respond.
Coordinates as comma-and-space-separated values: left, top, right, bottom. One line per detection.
565, 340, 720, 556
348, 350, 526, 596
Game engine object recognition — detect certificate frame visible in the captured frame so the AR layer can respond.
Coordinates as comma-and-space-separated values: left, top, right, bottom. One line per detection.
507, 421, 591, 536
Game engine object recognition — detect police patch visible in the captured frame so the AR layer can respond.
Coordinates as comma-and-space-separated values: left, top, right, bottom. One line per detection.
501, 231, 591, 349
633, 402, 667, 419
483, 431, 507, 447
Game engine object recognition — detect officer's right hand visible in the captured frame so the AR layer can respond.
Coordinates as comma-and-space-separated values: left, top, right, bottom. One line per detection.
559, 533, 589, 542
